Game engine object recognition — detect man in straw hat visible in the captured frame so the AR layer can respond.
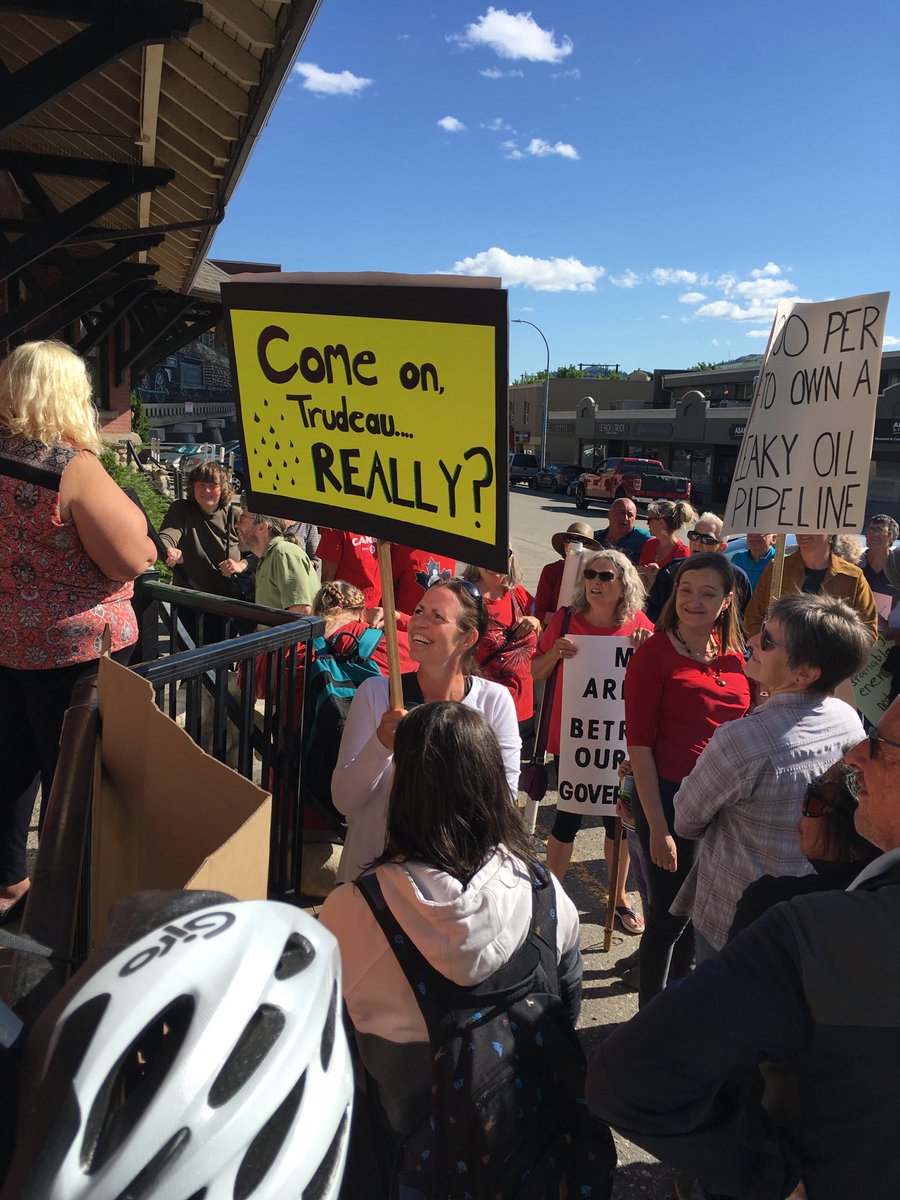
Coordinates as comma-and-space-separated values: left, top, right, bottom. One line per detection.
534, 520, 602, 624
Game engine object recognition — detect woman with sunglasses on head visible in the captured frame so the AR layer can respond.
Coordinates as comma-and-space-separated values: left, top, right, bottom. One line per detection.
625, 553, 750, 1006
637, 499, 697, 586
462, 546, 542, 756
532, 550, 653, 927
669, 593, 868, 964
332, 578, 521, 884
728, 757, 880, 941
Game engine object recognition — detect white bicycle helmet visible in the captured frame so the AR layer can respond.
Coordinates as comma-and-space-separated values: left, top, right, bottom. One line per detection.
3, 891, 352, 1200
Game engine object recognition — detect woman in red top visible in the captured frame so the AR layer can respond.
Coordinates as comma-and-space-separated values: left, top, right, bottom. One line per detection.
462, 547, 542, 752
637, 499, 696, 587
533, 550, 653, 926
625, 553, 750, 1006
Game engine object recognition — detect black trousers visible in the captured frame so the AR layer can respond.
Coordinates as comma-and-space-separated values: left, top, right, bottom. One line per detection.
0, 647, 133, 884
632, 776, 695, 1008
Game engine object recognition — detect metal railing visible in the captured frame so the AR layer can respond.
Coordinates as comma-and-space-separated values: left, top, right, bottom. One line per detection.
4, 580, 326, 1024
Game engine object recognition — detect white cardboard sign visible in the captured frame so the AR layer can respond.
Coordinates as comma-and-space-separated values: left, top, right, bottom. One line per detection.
724, 292, 889, 536
556, 635, 633, 814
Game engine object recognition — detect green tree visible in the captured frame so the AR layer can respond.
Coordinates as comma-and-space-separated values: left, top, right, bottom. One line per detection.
688, 360, 718, 372
130, 391, 151, 443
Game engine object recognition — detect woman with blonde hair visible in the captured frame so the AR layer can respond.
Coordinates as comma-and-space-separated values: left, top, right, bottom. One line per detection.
638, 498, 697, 585
532, 549, 653, 926
0, 340, 155, 916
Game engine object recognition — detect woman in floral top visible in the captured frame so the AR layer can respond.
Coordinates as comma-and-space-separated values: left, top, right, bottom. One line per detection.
0, 341, 156, 917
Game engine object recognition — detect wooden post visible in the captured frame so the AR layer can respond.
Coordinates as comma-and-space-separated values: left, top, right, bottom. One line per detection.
769, 533, 788, 603
603, 818, 624, 952
376, 539, 403, 710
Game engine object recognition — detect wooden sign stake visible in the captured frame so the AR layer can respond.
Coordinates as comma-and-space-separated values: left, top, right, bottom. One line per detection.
376, 539, 403, 710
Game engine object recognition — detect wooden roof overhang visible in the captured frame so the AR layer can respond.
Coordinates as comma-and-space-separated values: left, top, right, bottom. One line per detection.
0, 0, 321, 379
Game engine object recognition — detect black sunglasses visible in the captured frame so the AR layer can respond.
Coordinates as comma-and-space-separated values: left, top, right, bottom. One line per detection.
759, 621, 786, 652
687, 530, 719, 545
583, 568, 617, 582
868, 725, 900, 760
429, 576, 483, 609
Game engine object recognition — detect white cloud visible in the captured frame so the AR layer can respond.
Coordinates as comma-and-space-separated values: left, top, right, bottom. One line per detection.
437, 115, 466, 132
397, 33, 410, 40
293, 62, 373, 96
503, 137, 579, 160
746, 329, 771, 338
552, 67, 581, 79
750, 261, 781, 279
651, 267, 699, 286
659, 314, 671, 320
483, 116, 512, 131
447, 246, 604, 292
454, 8, 573, 62
609, 269, 640, 289
519, 305, 535, 312
711, 339, 720, 347
883, 334, 900, 346
679, 291, 707, 304
479, 66, 524, 78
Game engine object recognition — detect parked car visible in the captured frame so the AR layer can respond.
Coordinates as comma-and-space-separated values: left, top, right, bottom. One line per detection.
574, 457, 691, 510
532, 462, 583, 493
508, 452, 539, 487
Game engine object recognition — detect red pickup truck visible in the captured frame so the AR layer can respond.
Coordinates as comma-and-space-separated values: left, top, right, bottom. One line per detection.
574, 457, 691, 510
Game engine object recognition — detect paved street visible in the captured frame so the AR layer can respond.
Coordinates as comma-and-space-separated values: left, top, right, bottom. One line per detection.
504, 486, 676, 1200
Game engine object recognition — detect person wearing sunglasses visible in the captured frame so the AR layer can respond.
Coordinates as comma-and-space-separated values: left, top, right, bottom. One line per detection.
637, 499, 696, 585
533, 550, 653, 927
644, 512, 751, 624
728, 759, 880, 941
587, 691, 900, 1200
462, 546, 542, 756
332, 577, 521, 883
670, 593, 869, 961
744, 532, 878, 644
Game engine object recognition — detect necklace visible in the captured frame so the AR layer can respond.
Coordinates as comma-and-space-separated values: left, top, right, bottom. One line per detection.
673, 626, 728, 687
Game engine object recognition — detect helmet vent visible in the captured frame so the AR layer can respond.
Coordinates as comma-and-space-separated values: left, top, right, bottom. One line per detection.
111, 1126, 190, 1200
232, 1072, 306, 1200
319, 982, 337, 1073
209, 1004, 286, 1109
82, 994, 195, 1174
302, 1110, 349, 1200
274, 932, 316, 980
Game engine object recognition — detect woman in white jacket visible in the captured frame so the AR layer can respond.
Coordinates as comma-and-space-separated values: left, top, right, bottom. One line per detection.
331, 577, 521, 883
321, 701, 582, 1144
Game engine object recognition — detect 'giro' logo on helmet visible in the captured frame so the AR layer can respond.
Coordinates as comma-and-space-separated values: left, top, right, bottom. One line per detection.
119, 911, 237, 976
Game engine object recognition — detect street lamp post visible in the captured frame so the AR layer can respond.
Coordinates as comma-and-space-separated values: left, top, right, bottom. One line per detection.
511, 318, 550, 468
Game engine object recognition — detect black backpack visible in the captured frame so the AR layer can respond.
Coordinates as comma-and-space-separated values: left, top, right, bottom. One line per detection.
357, 865, 615, 1200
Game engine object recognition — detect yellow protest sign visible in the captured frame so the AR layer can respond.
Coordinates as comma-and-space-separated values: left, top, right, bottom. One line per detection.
222, 281, 509, 571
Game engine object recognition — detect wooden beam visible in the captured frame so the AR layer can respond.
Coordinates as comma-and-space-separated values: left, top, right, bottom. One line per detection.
185, 20, 260, 86
204, 0, 276, 48
165, 38, 247, 117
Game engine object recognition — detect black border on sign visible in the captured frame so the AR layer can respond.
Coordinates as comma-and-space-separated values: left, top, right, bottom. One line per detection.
220, 281, 510, 572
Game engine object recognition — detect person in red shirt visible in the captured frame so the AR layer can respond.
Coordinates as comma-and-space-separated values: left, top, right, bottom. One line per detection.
534, 521, 602, 625
532, 550, 654, 928
625, 553, 750, 1007
318, 528, 381, 606
637, 499, 696, 588
390, 543, 455, 617
462, 547, 541, 750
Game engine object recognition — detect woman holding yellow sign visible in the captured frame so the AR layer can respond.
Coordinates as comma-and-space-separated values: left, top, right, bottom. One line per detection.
332, 578, 520, 883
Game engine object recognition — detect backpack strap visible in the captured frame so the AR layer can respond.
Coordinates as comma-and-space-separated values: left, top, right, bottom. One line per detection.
357, 863, 561, 1043
356, 627, 385, 658
400, 671, 425, 708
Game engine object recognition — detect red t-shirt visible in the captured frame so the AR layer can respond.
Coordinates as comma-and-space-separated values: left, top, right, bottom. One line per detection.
318, 529, 381, 605
476, 585, 536, 722
639, 537, 688, 569
624, 630, 750, 782
538, 607, 654, 755
534, 559, 565, 623
390, 544, 455, 616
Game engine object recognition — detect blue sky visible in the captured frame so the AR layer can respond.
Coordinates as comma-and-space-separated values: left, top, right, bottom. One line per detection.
212, 0, 900, 381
